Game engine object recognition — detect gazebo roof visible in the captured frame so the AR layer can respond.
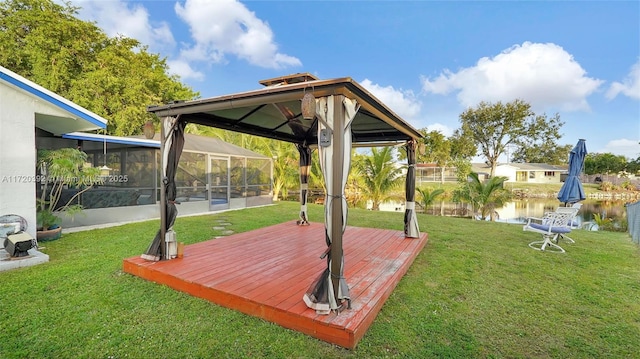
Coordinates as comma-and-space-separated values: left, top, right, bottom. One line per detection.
147, 73, 423, 146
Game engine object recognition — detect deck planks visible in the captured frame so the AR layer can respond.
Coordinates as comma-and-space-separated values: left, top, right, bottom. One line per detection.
123, 221, 427, 349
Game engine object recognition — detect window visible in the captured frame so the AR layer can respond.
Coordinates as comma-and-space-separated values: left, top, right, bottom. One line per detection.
230, 157, 245, 198
544, 171, 555, 177
246, 158, 271, 197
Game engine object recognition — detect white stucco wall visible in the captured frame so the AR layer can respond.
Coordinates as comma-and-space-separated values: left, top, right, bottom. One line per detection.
1, 65, 109, 239
494, 165, 517, 182
527, 170, 562, 183
0, 82, 37, 237
0, 81, 98, 236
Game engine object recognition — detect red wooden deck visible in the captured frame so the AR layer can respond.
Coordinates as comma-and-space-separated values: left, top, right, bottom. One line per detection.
123, 221, 428, 349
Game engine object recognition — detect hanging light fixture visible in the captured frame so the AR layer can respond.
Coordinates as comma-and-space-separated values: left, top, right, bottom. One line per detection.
418, 141, 426, 156
99, 129, 111, 176
301, 90, 316, 120
143, 120, 155, 139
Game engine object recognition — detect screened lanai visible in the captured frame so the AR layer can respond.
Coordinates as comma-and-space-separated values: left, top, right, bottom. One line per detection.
40, 131, 272, 228
141, 73, 424, 319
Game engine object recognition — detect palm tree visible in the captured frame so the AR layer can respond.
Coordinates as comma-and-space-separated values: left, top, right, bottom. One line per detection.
260, 140, 298, 201
454, 172, 512, 220
416, 187, 445, 214
354, 147, 404, 211
309, 150, 325, 193
345, 163, 367, 208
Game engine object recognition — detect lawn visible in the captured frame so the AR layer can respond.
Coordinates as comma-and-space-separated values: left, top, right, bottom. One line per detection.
1, 201, 639, 358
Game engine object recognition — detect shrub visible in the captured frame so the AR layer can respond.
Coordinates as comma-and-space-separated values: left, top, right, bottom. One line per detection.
621, 180, 637, 191
599, 181, 615, 191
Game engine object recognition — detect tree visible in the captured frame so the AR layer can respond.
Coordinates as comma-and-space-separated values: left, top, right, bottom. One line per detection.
508, 111, 570, 165
0, 0, 198, 136
628, 155, 640, 175
511, 142, 573, 165
459, 100, 565, 176
416, 187, 445, 214
345, 157, 367, 208
189, 125, 265, 151
257, 139, 298, 201
353, 147, 404, 211
399, 129, 451, 164
308, 150, 325, 192
449, 129, 477, 161
36, 148, 103, 229
584, 153, 629, 176
418, 130, 451, 183
0, 0, 104, 94
400, 128, 475, 183
451, 157, 472, 183
453, 172, 512, 221
69, 36, 197, 136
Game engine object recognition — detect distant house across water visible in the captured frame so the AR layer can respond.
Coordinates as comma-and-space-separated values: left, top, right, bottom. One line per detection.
416, 162, 568, 185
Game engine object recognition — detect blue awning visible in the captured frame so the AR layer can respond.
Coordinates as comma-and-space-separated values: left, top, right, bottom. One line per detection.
62, 132, 160, 148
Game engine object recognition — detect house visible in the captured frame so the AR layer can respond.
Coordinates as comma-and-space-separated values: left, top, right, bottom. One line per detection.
1, 64, 273, 234
1, 65, 110, 270
415, 163, 458, 185
472, 163, 568, 183
416, 162, 568, 184
0, 65, 107, 239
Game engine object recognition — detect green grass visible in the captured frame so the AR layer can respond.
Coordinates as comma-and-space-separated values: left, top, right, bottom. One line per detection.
1, 202, 639, 358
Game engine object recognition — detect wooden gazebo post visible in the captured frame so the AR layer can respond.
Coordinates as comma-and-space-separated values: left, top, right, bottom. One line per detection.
159, 116, 168, 260
329, 94, 345, 305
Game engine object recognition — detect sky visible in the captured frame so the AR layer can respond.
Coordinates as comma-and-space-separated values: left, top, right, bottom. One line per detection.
70, 0, 640, 160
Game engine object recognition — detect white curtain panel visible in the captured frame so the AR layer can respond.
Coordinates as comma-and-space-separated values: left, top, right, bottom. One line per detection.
302, 96, 359, 314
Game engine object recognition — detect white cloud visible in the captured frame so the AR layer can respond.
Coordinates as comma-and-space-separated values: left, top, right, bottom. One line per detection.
360, 79, 422, 121
425, 123, 454, 137
166, 59, 204, 81
600, 139, 640, 159
421, 42, 603, 112
606, 59, 640, 100
71, 0, 175, 50
174, 0, 301, 69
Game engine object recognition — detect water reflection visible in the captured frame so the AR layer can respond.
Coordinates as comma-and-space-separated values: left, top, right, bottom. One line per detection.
422, 199, 629, 226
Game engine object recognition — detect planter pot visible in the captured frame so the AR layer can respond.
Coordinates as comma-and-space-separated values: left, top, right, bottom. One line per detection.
37, 226, 62, 242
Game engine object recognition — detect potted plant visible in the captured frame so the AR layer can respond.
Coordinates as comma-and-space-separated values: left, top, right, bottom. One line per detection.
36, 148, 103, 241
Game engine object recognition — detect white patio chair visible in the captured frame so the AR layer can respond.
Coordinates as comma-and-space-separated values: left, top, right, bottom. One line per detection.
523, 207, 579, 253
557, 204, 582, 243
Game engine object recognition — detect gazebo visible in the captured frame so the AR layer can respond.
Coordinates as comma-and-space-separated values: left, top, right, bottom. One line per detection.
132, 73, 425, 346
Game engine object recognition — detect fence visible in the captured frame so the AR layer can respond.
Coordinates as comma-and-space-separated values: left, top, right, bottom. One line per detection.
626, 200, 640, 244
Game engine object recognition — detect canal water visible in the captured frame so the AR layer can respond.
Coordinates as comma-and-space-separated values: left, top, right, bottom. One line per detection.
418, 199, 632, 227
